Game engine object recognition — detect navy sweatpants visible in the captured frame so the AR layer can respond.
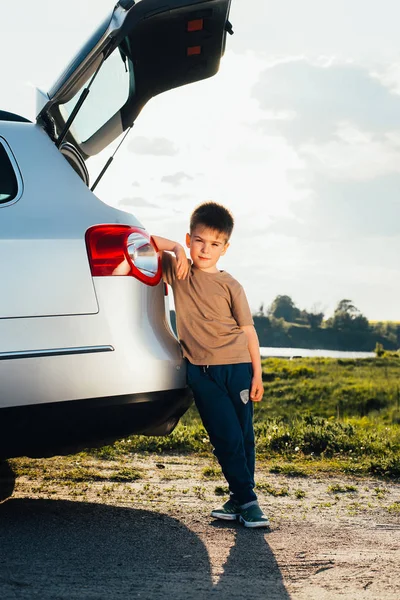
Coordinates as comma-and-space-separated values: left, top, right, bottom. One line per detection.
186, 361, 257, 506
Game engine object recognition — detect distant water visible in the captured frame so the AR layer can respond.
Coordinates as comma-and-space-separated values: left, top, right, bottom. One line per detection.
260, 347, 375, 359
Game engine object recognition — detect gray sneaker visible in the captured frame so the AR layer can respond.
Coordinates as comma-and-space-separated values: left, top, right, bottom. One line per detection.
211, 499, 241, 521
238, 504, 270, 528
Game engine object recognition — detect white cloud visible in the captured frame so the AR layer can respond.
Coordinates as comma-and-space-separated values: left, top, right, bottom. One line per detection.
301, 124, 400, 181
127, 137, 178, 156
161, 172, 193, 186
252, 59, 400, 144
268, 173, 400, 241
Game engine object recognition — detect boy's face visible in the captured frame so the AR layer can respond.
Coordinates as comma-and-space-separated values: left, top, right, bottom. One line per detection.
186, 226, 229, 272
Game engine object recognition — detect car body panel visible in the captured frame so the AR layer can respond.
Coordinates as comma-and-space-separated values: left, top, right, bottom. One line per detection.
0, 122, 141, 318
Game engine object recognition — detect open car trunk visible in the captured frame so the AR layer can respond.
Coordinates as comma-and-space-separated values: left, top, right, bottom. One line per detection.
37, 0, 233, 158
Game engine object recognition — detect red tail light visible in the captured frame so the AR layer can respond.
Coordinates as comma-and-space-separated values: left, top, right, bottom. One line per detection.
85, 225, 161, 286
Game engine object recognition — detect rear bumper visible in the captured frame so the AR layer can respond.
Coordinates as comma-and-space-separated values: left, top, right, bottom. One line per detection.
0, 388, 193, 459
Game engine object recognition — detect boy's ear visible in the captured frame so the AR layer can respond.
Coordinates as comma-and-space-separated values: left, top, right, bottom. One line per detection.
221, 242, 230, 256
185, 233, 191, 248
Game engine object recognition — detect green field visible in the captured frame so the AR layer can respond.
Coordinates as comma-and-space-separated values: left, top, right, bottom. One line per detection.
92, 356, 400, 480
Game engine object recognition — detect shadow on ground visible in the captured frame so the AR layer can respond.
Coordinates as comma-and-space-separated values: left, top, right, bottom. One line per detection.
0, 499, 290, 600
0, 461, 15, 502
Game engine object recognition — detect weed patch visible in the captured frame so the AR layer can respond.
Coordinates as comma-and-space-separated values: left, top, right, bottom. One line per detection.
256, 482, 289, 496
374, 487, 388, 498
387, 502, 400, 514
294, 489, 306, 499
202, 466, 221, 479
109, 468, 143, 482
328, 484, 358, 494
269, 464, 308, 477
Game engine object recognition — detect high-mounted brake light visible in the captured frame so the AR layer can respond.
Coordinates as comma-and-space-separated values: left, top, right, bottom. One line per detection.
85, 225, 161, 286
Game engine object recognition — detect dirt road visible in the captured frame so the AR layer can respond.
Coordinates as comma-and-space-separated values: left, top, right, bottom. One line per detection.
0, 454, 399, 599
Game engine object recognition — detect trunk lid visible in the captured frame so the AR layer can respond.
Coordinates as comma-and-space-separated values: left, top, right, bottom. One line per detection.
37, 0, 232, 158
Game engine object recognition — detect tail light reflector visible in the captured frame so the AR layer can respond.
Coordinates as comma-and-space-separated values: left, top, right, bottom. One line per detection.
85, 225, 161, 286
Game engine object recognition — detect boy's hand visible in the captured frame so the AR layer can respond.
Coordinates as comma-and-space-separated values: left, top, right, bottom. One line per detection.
250, 375, 264, 402
174, 244, 190, 280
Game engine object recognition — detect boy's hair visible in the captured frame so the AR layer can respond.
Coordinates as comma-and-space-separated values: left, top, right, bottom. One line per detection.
190, 202, 234, 240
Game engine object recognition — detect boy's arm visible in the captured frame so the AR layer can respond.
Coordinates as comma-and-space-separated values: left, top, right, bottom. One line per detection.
151, 235, 189, 280
241, 325, 264, 402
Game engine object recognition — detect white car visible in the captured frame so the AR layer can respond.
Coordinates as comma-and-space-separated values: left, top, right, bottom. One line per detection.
0, 0, 233, 458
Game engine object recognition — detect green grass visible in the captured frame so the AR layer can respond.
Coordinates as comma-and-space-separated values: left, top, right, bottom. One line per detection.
259, 356, 400, 421
83, 357, 400, 480
104, 413, 400, 479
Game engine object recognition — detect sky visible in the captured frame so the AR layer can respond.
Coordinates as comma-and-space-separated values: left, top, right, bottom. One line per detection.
1, 0, 400, 321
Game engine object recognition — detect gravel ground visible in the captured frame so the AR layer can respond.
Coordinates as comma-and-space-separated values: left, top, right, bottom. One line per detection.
0, 454, 399, 599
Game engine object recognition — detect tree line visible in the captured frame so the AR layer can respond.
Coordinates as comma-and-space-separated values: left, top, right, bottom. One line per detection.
253, 295, 400, 351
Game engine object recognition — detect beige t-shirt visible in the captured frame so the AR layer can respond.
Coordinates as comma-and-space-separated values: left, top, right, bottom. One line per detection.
162, 252, 253, 365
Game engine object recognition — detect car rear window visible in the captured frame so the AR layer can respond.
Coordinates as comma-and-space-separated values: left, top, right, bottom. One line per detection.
0, 140, 19, 204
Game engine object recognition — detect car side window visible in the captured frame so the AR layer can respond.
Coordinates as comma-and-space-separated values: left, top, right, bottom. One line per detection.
0, 140, 19, 205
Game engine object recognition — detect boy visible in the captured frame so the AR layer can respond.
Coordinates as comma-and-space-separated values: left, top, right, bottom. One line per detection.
152, 202, 269, 528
